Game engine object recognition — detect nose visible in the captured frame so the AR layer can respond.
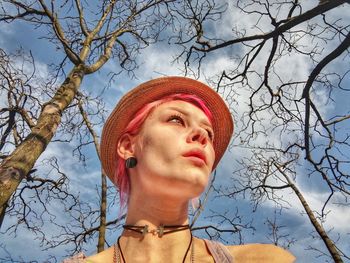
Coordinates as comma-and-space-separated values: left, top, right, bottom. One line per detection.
187, 127, 208, 146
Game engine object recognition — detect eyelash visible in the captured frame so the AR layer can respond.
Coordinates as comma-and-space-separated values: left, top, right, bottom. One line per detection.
206, 129, 214, 141
167, 114, 214, 141
168, 114, 185, 125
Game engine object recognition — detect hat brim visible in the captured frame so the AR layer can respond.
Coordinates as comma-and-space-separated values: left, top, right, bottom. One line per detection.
100, 76, 233, 183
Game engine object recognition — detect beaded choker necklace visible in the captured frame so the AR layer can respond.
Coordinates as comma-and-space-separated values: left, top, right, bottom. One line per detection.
123, 224, 190, 237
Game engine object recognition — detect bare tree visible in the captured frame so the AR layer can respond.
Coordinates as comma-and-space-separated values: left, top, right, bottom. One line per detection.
0, 1, 181, 260
0, 46, 112, 258
171, 0, 350, 262
0, 47, 67, 230
0, 0, 172, 227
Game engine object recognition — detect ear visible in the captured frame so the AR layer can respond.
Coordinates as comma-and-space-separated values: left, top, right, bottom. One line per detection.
117, 133, 136, 160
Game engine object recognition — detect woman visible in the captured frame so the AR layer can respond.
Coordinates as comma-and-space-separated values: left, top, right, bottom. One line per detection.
65, 76, 295, 262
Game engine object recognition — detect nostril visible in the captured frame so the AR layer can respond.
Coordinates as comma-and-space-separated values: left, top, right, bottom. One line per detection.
192, 134, 200, 141
191, 132, 207, 145
188, 127, 208, 145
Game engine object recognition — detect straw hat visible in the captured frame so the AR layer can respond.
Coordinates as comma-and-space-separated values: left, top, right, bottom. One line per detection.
100, 76, 233, 182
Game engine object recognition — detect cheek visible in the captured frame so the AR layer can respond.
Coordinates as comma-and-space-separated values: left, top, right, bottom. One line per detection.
136, 132, 169, 159
141, 133, 152, 148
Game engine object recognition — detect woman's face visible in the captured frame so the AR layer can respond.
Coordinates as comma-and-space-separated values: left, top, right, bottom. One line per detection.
130, 100, 215, 198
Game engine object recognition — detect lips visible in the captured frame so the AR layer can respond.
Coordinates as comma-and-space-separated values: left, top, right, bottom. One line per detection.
182, 149, 207, 165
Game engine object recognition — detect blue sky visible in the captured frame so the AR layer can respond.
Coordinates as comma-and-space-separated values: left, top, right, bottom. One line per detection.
1, 1, 350, 262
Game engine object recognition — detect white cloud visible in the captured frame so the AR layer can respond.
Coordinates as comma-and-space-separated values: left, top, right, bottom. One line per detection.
0, 22, 15, 47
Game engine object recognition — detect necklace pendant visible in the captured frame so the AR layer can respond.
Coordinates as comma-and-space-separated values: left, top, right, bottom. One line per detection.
142, 225, 149, 236
157, 225, 164, 237
149, 229, 158, 236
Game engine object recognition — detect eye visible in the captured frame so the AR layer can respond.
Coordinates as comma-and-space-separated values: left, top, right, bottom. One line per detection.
167, 114, 185, 125
206, 129, 214, 141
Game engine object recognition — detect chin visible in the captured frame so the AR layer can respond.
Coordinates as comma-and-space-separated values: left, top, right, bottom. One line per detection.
190, 189, 205, 199
171, 175, 208, 198
190, 178, 209, 195
191, 171, 210, 184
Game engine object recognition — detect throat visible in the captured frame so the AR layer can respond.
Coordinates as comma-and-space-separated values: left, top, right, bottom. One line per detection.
115, 231, 194, 263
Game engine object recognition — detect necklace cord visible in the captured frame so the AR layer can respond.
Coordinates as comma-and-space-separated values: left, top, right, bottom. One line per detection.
117, 236, 126, 263
115, 231, 194, 263
182, 232, 193, 263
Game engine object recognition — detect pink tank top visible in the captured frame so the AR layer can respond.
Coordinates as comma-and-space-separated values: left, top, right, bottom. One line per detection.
62, 239, 233, 262
204, 239, 234, 262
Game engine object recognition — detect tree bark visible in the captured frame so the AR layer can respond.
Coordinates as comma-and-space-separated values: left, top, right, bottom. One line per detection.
97, 173, 107, 252
275, 164, 343, 263
0, 65, 85, 222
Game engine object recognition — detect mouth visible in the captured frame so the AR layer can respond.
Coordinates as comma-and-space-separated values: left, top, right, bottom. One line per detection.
182, 150, 207, 165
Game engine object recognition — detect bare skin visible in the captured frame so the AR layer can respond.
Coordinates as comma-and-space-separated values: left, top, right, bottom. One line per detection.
85, 101, 295, 263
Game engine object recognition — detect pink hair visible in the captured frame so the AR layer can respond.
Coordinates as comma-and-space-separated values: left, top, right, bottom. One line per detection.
114, 93, 213, 211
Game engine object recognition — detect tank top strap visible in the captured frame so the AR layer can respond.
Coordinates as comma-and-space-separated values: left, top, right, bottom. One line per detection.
204, 239, 234, 263
61, 252, 87, 263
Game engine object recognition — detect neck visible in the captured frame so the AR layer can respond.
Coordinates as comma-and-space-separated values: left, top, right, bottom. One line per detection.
126, 189, 190, 226
118, 192, 193, 262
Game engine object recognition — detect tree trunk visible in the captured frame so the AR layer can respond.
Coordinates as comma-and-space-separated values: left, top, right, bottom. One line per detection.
276, 165, 344, 263
97, 172, 107, 252
78, 98, 108, 252
0, 65, 85, 225
290, 182, 343, 263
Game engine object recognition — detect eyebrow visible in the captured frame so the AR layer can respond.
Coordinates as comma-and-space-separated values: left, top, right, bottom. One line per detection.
166, 106, 213, 127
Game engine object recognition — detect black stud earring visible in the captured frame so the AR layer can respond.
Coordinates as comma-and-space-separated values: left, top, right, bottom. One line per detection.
125, 157, 137, 168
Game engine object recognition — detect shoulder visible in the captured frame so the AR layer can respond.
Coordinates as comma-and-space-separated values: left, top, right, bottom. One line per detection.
62, 252, 87, 263
226, 243, 295, 263
83, 246, 114, 263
